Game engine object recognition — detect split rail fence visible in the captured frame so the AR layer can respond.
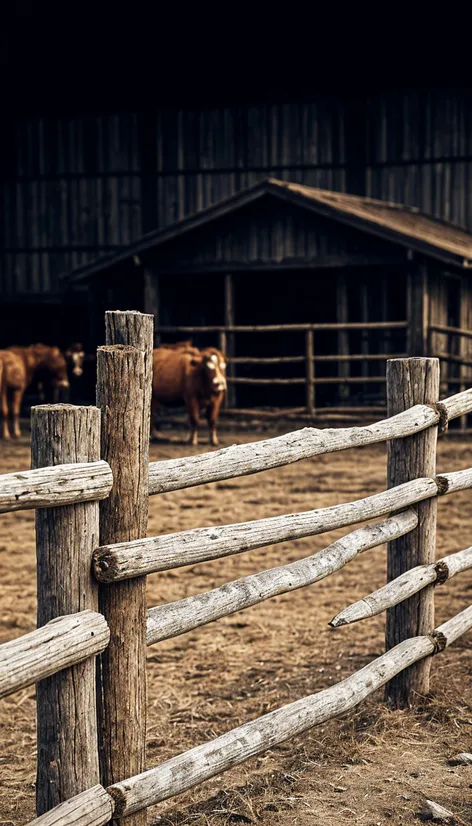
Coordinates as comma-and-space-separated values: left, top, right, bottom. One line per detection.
1, 312, 472, 825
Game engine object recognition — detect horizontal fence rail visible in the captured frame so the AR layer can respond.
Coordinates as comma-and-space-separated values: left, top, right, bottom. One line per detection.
108, 606, 472, 816
227, 376, 387, 385
94, 468, 472, 582
158, 322, 408, 333
146, 510, 417, 645
0, 611, 110, 699
25, 785, 114, 826
148, 387, 472, 494
0, 461, 113, 514
230, 354, 406, 364
331, 545, 472, 627
429, 323, 472, 341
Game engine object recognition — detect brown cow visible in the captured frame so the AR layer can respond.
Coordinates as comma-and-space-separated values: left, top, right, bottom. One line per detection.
0, 344, 69, 439
65, 342, 86, 378
152, 345, 227, 445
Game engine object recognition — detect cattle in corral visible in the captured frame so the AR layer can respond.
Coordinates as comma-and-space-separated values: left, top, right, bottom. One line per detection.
0, 345, 70, 439
152, 345, 227, 446
65, 342, 86, 378
159, 340, 194, 351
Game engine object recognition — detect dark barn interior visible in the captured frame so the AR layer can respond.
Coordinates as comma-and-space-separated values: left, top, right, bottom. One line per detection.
1, 7, 472, 417
62, 180, 472, 415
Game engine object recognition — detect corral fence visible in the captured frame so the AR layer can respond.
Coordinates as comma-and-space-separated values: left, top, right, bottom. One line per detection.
157, 321, 472, 424
0, 311, 472, 825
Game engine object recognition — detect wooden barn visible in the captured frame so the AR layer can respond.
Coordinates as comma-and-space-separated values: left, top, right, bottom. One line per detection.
2, 10, 472, 414
62, 177, 472, 415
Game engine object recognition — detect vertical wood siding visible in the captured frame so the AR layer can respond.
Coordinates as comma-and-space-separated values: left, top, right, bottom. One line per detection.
1, 91, 471, 295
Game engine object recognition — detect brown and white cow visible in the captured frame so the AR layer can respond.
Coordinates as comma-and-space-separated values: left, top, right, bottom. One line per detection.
0, 344, 69, 439
152, 345, 227, 445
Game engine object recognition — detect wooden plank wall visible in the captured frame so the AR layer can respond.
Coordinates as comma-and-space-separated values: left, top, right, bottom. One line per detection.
2, 90, 472, 297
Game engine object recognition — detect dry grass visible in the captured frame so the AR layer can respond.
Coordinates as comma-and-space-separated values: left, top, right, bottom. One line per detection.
0, 425, 471, 825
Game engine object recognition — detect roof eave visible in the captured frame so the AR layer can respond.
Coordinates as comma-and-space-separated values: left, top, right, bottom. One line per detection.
266, 182, 470, 270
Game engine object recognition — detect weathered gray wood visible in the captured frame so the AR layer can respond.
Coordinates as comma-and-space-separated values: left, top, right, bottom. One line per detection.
94, 477, 444, 581
0, 460, 112, 513
305, 329, 315, 414
33, 405, 102, 815
146, 510, 417, 645
331, 545, 472, 627
385, 358, 439, 708
158, 322, 408, 333
108, 606, 472, 816
0, 610, 109, 698
26, 785, 114, 826
97, 311, 153, 826
421, 800, 455, 822
148, 388, 472, 495
449, 753, 472, 766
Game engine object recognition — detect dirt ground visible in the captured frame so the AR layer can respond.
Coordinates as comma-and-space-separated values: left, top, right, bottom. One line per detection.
1, 423, 471, 825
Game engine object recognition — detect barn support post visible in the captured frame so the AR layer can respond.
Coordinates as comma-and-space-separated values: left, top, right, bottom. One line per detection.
143, 267, 160, 346
32, 404, 102, 815
337, 272, 349, 403
305, 328, 315, 415
406, 259, 430, 357
96, 311, 153, 826
225, 273, 236, 408
459, 275, 472, 430
385, 357, 439, 708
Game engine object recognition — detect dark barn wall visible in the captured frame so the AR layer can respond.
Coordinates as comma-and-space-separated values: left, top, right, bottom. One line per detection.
2, 88, 472, 303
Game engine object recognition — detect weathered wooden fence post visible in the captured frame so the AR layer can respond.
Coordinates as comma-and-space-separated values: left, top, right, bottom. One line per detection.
33, 404, 102, 815
96, 311, 153, 826
385, 357, 440, 707
305, 329, 315, 415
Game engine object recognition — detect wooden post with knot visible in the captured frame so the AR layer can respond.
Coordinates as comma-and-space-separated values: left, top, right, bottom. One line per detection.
96, 311, 153, 826
385, 357, 440, 708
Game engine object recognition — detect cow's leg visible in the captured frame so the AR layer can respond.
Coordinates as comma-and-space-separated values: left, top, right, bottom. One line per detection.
186, 396, 200, 446
207, 394, 224, 446
1, 387, 10, 440
11, 387, 23, 439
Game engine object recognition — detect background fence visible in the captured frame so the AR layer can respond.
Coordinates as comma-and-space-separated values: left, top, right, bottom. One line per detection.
0, 311, 472, 824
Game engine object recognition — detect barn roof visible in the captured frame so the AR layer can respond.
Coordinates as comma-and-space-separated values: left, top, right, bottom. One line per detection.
65, 178, 472, 283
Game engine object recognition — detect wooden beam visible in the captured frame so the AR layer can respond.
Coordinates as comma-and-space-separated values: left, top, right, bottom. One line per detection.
143, 268, 160, 345
224, 273, 236, 407
407, 260, 430, 356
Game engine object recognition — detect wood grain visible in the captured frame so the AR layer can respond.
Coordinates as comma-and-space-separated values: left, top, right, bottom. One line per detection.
32, 405, 102, 815
26, 785, 114, 826
385, 358, 439, 707
97, 312, 153, 826
0, 460, 112, 513
0, 610, 109, 699
146, 511, 417, 645
109, 607, 472, 816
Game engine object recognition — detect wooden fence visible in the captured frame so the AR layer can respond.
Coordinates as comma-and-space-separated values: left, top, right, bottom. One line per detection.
1, 311, 472, 824
157, 321, 408, 415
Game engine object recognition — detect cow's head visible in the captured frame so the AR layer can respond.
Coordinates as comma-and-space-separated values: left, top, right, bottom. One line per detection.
65, 343, 86, 377
196, 349, 227, 395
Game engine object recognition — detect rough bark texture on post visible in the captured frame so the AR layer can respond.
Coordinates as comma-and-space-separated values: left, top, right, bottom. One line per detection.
385, 358, 439, 707
32, 404, 102, 815
97, 311, 153, 826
